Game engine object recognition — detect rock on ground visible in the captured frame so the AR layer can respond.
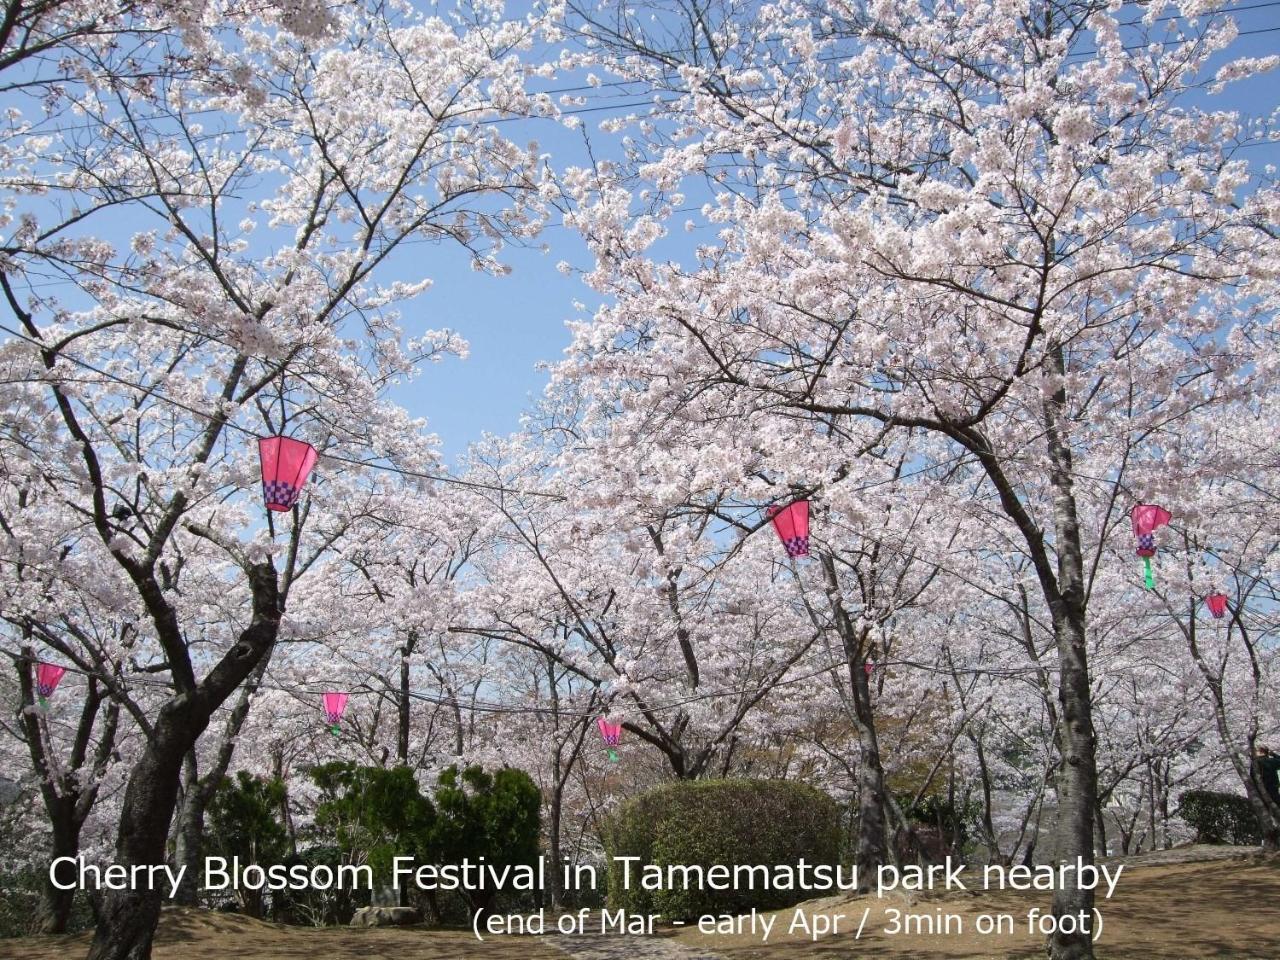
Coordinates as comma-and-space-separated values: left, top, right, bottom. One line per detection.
349, 905, 421, 927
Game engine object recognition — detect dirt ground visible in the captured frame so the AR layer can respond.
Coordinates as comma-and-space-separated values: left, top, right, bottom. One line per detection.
672, 846, 1280, 959
0, 910, 564, 960
3, 847, 1278, 960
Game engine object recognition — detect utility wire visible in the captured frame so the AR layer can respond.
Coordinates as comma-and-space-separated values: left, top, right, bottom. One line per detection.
0, 641, 1054, 723
0, 320, 566, 501
4, 315, 1278, 597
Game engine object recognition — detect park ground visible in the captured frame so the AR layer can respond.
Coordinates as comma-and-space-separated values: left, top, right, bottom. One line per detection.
4, 847, 1278, 960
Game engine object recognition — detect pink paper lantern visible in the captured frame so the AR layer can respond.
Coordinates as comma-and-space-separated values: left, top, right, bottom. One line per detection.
597, 717, 622, 763
767, 500, 810, 558
864, 661, 874, 676
258, 436, 318, 512
1205, 593, 1229, 620
36, 662, 66, 700
1130, 503, 1171, 558
1131, 503, 1172, 589
322, 692, 349, 735
597, 717, 621, 746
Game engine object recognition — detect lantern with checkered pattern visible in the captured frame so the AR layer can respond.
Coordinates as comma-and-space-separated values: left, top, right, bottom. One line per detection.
322, 691, 349, 737
597, 717, 622, 763
768, 500, 810, 558
36, 662, 66, 708
1131, 503, 1171, 590
258, 436, 318, 512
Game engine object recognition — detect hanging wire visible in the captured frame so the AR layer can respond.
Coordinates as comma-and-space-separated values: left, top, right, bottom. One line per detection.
0, 638, 1054, 724
5, 2, 1278, 139
0, 321, 565, 501
6, 314, 1280, 598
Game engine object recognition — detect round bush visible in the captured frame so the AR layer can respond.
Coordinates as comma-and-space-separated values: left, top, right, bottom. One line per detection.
1177, 789, 1262, 845
603, 779, 842, 919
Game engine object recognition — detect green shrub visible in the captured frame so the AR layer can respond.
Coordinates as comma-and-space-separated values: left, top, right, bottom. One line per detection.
205, 772, 292, 917
603, 779, 842, 919
1177, 789, 1262, 845
269, 845, 367, 927
208, 772, 290, 864
431, 765, 542, 915
301, 763, 541, 922
310, 762, 436, 883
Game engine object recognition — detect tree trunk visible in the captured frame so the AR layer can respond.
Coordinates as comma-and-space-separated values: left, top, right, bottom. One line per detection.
1146, 762, 1158, 854
1158, 767, 1172, 851
969, 731, 1004, 865
40, 800, 80, 933
548, 783, 564, 909
850, 658, 890, 883
171, 754, 206, 907
1093, 796, 1108, 858
87, 705, 199, 960
1044, 595, 1098, 960
1026, 342, 1097, 960
815, 553, 890, 882
398, 657, 411, 764
397, 631, 418, 765
87, 559, 281, 960
171, 655, 272, 906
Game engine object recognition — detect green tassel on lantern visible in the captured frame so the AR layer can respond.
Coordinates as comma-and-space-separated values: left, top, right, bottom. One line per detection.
1143, 557, 1155, 590
38, 695, 47, 709
607, 749, 618, 763
330, 724, 341, 737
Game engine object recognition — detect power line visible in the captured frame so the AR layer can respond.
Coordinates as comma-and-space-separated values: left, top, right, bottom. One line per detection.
0, 640, 1051, 725
0, 320, 565, 501
531, 19, 1280, 120
5, 11, 1278, 141
5, 313, 1278, 600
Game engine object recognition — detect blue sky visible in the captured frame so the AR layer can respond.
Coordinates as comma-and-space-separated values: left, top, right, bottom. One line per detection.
1, 1, 1275, 464
389, 216, 588, 463
396, 1, 1280, 462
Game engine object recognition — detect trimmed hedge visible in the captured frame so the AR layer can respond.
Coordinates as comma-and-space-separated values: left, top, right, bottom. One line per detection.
603, 779, 842, 919
1177, 789, 1261, 845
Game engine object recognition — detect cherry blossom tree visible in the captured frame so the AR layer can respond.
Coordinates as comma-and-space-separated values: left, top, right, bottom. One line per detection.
458, 432, 831, 781
7, 646, 124, 931
0, 2, 554, 957
554, 1, 1279, 956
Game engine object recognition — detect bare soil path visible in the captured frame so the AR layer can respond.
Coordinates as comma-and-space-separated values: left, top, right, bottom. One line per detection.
670, 847, 1280, 959
554, 930, 726, 960
3, 847, 1277, 960
0, 909, 561, 960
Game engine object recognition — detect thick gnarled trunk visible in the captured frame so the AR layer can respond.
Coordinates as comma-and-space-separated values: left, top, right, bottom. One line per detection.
171, 658, 272, 906
87, 704, 201, 960
41, 802, 81, 934
87, 560, 281, 960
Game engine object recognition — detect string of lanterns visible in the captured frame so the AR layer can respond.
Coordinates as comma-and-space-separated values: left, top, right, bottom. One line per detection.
18, 467, 1242, 755
1128, 503, 1229, 618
